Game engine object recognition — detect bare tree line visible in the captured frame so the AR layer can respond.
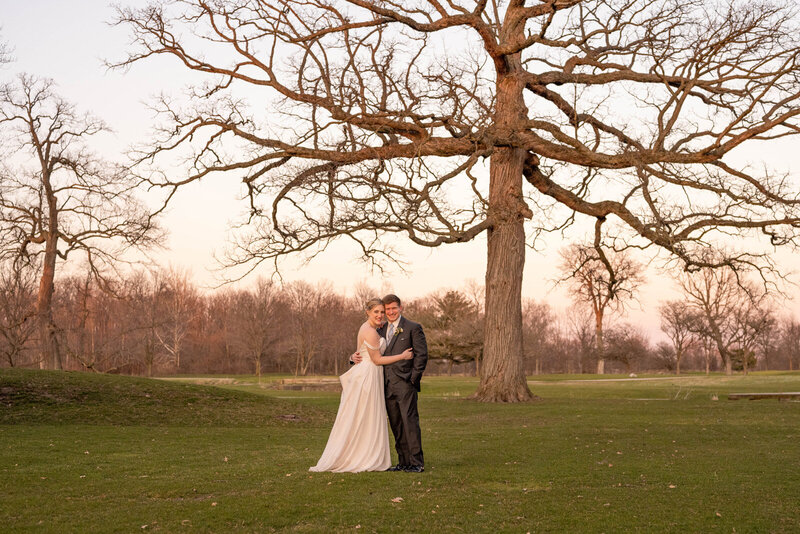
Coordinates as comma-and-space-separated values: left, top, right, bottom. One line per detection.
2, 260, 798, 376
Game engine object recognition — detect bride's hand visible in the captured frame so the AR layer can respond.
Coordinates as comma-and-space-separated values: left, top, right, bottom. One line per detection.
401, 348, 414, 360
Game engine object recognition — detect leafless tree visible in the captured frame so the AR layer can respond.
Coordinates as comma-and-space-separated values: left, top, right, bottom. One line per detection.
546, 312, 580, 373
228, 278, 287, 381
731, 298, 775, 375
201, 289, 238, 373
603, 322, 650, 373
565, 306, 596, 374
284, 281, 339, 376
777, 317, 800, 371
0, 261, 36, 367
654, 342, 677, 372
153, 267, 199, 371
0, 75, 161, 370
559, 244, 643, 373
0, 35, 11, 67
57, 272, 129, 373
113, 0, 800, 400
124, 270, 169, 376
658, 300, 697, 375
522, 299, 553, 375
679, 266, 769, 375
352, 280, 380, 310
753, 312, 780, 371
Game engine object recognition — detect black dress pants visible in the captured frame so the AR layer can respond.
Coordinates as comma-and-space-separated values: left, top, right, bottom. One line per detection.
385, 379, 423, 467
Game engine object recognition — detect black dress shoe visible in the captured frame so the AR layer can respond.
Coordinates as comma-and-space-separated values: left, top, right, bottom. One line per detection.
404, 465, 424, 473
386, 464, 407, 472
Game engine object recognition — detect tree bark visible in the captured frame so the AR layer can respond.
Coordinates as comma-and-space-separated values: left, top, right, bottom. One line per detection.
595, 312, 605, 375
36, 171, 62, 370
471, 149, 532, 401
471, 85, 533, 400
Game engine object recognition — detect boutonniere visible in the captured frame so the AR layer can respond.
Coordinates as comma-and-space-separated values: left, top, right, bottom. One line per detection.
394, 327, 403, 336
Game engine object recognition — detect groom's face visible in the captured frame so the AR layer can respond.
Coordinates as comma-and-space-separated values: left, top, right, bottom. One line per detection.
384, 302, 402, 323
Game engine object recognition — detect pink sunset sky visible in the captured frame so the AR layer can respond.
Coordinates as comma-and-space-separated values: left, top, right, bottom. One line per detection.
3, 1, 800, 339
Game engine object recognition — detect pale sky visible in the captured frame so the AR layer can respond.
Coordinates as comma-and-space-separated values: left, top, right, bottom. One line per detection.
2, 1, 799, 337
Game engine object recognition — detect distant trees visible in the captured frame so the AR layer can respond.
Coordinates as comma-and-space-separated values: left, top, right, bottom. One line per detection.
659, 301, 697, 375
777, 319, 800, 371
0, 261, 36, 366
559, 244, 643, 374
522, 300, 555, 376
678, 267, 773, 375
153, 268, 199, 371
602, 323, 650, 374
228, 278, 287, 380
420, 290, 484, 375
3, 261, 800, 376
0, 75, 159, 370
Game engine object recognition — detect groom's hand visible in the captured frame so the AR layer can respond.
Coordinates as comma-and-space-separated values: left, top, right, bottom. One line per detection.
351, 351, 363, 365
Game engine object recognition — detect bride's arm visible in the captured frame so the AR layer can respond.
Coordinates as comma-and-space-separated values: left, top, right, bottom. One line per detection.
363, 331, 413, 366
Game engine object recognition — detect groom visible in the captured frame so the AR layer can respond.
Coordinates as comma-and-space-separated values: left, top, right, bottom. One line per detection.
353, 294, 428, 472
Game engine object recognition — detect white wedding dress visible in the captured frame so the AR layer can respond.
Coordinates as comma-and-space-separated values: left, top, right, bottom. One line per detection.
309, 337, 391, 473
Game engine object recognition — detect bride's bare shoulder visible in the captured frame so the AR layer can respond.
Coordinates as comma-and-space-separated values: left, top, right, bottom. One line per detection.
359, 323, 380, 343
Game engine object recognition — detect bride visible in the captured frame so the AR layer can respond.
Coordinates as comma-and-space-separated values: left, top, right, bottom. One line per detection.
310, 298, 413, 473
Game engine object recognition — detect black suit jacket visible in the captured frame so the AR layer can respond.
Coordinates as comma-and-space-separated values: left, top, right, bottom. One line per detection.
378, 316, 428, 391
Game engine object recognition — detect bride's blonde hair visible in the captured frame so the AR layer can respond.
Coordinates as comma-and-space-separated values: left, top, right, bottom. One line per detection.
364, 298, 384, 311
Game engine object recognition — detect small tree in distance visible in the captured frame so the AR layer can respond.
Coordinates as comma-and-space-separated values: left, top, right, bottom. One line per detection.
558, 244, 643, 374
0, 261, 36, 367
659, 301, 697, 375
679, 266, 771, 375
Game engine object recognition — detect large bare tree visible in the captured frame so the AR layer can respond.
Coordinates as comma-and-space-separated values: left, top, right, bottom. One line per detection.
0, 75, 160, 370
115, 0, 800, 400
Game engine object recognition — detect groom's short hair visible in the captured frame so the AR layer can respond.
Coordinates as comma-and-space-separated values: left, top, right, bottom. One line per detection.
382, 294, 402, 306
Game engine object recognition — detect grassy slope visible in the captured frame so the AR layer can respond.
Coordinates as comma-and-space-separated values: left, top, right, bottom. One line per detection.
1, 370, 799, 533
0, 368, 323, 426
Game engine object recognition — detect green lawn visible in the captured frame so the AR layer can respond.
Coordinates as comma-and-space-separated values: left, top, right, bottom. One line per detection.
2, 369, 799, 533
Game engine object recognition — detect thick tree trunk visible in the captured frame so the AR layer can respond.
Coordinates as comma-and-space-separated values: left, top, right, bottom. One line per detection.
471, 146, 533, 401
36, 175, 62, 371
36, 273, 60, 370
471, 5, 534, 402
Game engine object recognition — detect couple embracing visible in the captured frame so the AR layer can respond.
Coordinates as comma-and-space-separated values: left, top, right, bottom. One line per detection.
310, 294, 428, 473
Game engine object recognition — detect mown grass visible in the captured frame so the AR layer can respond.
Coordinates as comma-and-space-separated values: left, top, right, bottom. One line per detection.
1, 369, 799, 533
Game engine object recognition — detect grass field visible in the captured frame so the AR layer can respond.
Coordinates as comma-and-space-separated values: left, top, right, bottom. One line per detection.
1, 369, 799, 533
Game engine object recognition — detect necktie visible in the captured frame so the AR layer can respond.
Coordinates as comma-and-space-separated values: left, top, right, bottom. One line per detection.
387, 323, 395, 342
